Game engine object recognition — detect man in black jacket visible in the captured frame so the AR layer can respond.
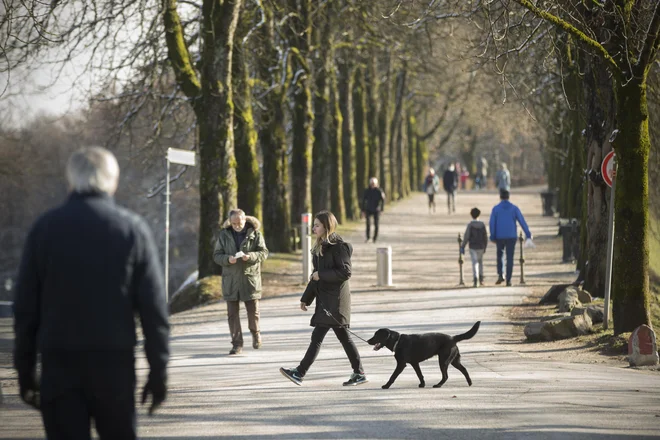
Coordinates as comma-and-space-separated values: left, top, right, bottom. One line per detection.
443, 163, 459, 214
361, 177, 386, 243
13, 147, 170, 440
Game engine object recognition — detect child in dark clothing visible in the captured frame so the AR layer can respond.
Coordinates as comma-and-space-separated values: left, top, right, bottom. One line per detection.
460, 207, 489, 287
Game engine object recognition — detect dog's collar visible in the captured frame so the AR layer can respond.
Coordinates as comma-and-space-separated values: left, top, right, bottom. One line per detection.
392, 335, 401, 353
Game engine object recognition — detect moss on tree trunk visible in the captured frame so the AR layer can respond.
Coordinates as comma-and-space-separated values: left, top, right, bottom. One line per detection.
329, 59, 346, 223
257, 4, 291, 253
195, 0, 242, 278
232, 34, 261, 220
408, 115, 417, 191
612, 78, 652, 334
288, 0, 313, 221
378, 53, 392, 197
353, 66, 370, 202
339, 60, 359, 220
311, 19, 332, 213
366, 57, 380, 180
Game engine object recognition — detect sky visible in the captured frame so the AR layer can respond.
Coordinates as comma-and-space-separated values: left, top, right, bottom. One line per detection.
0, 58, 92, 128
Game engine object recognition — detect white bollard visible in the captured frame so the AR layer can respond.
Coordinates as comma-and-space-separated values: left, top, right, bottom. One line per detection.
301, 213, 313, 284
376, 246, 393, 287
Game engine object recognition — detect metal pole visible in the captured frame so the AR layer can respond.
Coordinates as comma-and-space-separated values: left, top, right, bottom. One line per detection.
458, 233, 465, 286
165, 158, 171, 302
301, 213, 312, 284
519, 232, 526, 285
603, 174, 616, 330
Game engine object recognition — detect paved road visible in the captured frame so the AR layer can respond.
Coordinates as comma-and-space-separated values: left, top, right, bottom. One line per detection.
2, 188, 659, 439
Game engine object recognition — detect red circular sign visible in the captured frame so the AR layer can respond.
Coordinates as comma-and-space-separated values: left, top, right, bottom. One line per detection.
601, 151, 616, 187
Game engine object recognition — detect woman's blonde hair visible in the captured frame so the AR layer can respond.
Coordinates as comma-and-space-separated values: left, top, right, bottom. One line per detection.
311, 210, 338, 256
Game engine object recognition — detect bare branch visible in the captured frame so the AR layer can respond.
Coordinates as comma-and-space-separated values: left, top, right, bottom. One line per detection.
636, 0, 660, 77
512, 0, 621, 76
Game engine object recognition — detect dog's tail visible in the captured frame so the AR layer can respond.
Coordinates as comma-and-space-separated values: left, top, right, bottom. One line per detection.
453, 321, 480, 343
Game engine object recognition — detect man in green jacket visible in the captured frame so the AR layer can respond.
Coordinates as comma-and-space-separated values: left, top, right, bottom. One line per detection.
213, 209, 269, 355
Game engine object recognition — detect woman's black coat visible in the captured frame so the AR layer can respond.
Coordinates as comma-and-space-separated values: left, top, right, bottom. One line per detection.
300, 234, 352, 328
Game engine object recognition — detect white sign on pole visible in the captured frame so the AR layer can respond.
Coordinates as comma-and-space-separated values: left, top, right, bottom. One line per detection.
164, 147, 197, 303
601, 151, 615, 187
167, 148, 196, 166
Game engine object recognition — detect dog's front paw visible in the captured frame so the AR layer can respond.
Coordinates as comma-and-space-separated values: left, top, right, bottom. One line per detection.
381, 384, 391, 389
419, 382, 425, 388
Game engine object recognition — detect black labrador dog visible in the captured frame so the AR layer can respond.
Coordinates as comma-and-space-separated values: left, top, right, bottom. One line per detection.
367, 321, 480, 389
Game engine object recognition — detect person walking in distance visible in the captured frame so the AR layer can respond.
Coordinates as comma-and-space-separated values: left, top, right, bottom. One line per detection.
475, 156, 489, 190
361, 177, 385, 242
489, 190, 532, 286
495, 163, 511, 191
460, 208, 489, 287
13, 147, 170, 440
423, 168, 441, 213
213, 209, 269, 355
443, 163, 458, 214
280, 210, 368, 387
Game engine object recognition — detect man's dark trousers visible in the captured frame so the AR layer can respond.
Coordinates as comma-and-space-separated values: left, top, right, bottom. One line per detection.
496, 238, 517, 282
40, 352, 137, 440
365, 211, 380, 241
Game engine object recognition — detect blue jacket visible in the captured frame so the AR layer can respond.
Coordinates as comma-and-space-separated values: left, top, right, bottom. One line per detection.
489, 200, 531, 240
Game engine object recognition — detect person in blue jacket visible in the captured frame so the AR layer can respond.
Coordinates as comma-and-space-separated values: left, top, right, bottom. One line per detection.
489, 189, 532, 286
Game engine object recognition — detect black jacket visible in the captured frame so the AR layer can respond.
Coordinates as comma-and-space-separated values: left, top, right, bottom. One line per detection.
463, 220, 488, 251
443, 169, 458, 192
13, 192, 170, 382
362, 187, 385, 213
300, 234, 353, 328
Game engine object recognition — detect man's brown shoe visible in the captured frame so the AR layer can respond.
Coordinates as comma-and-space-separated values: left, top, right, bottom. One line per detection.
252, 332, 262, 349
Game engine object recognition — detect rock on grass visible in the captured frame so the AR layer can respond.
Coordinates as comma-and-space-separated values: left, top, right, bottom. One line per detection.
169, 276, 222, 314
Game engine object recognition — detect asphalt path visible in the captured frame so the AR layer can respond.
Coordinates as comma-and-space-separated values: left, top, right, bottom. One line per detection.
1, 188, 659, 439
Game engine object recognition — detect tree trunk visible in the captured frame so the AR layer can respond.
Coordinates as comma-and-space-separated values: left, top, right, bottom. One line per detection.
612, 77, 652, 334
196, 0, 242, 278
288, 0, 313, 222
416, 113, 428, 185
257, 4, 291, 253
339, 60, 359, 220
259, 108, 292, 252
397, 111, 409, 197
408, 115, 417, 191
353, 66, 369, 203
390, 68, 407, 200
311, 19, 332, 213
329, 57, 346, 223
583, 55, 615, 298
378, 53, 392, 197
233, 29, 261, 219
366, 57, 380, 180
417, 138, 428, 185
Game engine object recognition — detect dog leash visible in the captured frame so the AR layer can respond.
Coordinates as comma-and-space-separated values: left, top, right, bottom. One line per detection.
314, 297, 371, 345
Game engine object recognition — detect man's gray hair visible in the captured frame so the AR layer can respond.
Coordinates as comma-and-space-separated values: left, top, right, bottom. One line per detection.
66, 147, 120, 195
229, 209, 246, 219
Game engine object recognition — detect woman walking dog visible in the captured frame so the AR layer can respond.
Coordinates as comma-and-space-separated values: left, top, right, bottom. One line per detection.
280, 210, 368, 386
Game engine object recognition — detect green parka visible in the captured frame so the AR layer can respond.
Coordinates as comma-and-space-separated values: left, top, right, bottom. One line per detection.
213, 216, 268, 301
